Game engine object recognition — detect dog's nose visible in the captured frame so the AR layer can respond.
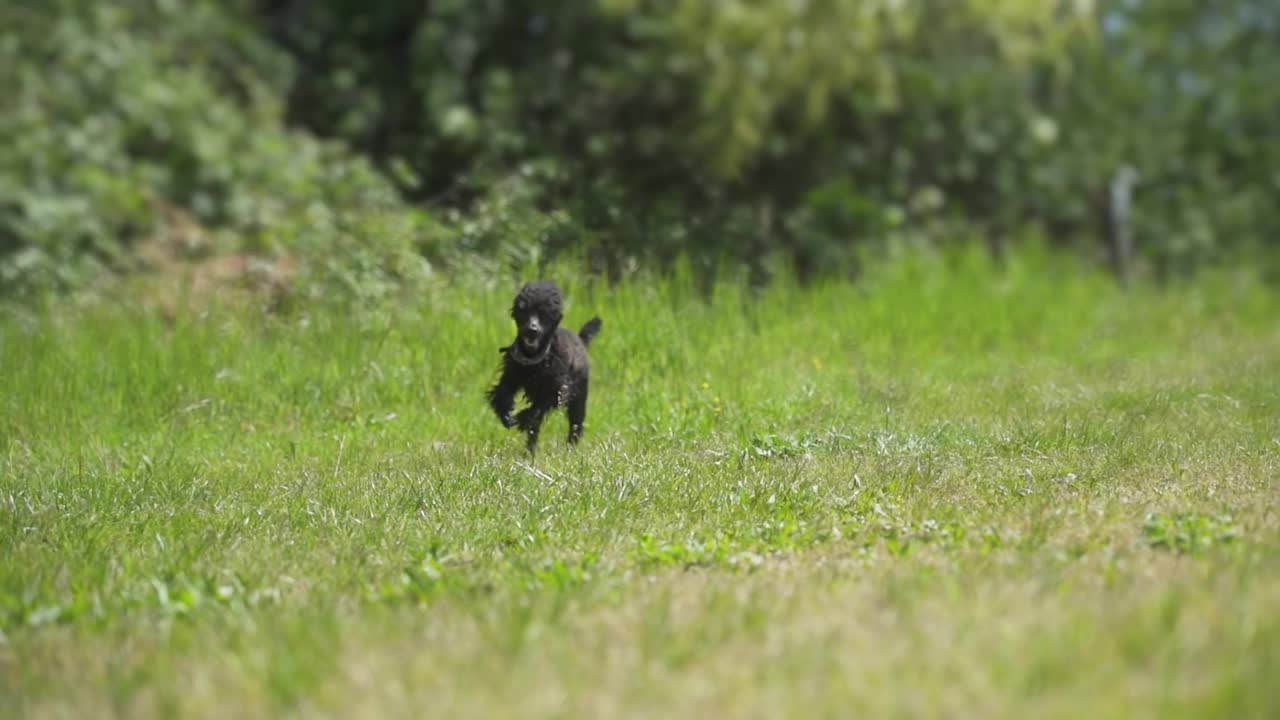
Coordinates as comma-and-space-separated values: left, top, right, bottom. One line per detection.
527, 315, 541, 332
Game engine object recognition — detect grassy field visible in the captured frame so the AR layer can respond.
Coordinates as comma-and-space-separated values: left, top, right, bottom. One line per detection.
2, 250, 1278, 718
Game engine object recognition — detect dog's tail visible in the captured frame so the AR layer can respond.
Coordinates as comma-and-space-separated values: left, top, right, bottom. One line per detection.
578, 317, 602, 348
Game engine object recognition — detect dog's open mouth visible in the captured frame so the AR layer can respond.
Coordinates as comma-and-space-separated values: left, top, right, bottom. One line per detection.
510, 329, 551, 365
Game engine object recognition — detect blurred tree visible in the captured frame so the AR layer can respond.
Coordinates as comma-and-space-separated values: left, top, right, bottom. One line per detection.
2, 0, 1277, 296
0, 0, 446, 299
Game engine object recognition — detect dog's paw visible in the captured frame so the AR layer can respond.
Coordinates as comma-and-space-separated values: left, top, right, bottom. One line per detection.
500, 413, 518, 429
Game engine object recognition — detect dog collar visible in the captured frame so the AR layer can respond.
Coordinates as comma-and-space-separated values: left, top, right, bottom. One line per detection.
507, 341, 551, 366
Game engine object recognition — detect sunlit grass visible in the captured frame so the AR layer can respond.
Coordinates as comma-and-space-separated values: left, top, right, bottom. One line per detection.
2, 248, 1278, 718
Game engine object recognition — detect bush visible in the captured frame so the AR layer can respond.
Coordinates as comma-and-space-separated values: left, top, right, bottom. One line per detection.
3, 1, 1278, 299
0, 0, 449, 301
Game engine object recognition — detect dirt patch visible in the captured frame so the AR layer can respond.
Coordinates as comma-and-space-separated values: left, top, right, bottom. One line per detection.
124, 197, 296, 319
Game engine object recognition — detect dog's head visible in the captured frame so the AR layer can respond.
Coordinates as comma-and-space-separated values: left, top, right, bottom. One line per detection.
511, 281, 563, 355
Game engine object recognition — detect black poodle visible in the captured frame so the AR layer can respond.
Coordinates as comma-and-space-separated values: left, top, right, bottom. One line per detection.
488, 281, 602, 454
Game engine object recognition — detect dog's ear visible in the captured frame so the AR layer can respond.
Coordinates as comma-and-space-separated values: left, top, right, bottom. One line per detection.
512, 284, 532, 316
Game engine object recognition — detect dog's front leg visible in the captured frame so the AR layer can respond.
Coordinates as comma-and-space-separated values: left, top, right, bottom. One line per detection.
487, 371, 520, 429
515, 406, 547, 455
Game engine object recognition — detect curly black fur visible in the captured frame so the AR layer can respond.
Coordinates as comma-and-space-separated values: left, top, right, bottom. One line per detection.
487, 281, 602, 454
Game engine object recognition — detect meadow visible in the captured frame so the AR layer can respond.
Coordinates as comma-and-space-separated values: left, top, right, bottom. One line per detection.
2, 250, 1278, 718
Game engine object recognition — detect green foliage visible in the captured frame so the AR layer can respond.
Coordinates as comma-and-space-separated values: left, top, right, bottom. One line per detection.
0, 0, 448, 300
1143, 512, 1240, 555
1051, 0, 1280, 275
3, 0, 1279, 296
257, 0, 1280, 278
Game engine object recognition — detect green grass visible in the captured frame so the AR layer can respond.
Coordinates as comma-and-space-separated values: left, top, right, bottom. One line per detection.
2, 248, 1278, 718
